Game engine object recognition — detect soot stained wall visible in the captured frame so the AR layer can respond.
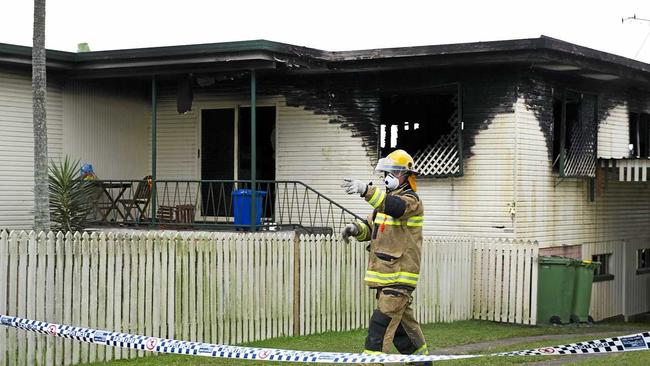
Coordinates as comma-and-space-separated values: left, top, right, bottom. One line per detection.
275, 68, 519, 162
520, 69, 633, 161
174, 66, 521, 163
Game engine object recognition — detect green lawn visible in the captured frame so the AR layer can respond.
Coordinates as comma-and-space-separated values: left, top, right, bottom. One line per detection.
84, 321, 649, 365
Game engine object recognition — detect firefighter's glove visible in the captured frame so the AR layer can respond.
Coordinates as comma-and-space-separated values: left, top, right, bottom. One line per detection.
341, 178, 367, 196
341, 223, 360, 244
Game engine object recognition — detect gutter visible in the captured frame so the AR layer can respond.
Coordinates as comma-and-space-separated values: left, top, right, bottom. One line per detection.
0, 36, 648, 81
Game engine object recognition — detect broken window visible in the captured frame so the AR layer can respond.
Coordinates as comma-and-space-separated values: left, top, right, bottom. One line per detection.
629, 112, 650, 158
379, 84, 462, 177
552, 90, 598, 177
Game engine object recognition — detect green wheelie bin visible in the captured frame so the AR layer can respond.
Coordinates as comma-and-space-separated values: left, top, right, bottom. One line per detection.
570, 260, 600, 323
537, 256, 576, 324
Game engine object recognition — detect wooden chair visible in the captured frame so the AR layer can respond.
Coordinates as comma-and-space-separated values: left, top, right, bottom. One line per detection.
175, 204, 196, 226
120, 175, 152, 222
156, 205, 175, 223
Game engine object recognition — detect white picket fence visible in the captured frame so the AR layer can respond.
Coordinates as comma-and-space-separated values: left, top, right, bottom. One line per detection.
472, 239, 538, 324
0, 231, 538, 366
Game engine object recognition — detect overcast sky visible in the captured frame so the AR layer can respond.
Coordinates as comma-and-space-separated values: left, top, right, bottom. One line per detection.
1, 0, 650, 63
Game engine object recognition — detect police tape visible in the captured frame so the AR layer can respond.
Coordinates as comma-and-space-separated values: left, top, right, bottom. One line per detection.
1, 314, 649, 364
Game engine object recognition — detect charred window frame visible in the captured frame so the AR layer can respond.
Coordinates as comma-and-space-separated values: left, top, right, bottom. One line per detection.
552, 89, 598, 178
629, 112, 650, 158
379, 83, 463, 177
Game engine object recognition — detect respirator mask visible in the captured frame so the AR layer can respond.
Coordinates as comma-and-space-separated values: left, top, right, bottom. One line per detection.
384, 173, 401, 190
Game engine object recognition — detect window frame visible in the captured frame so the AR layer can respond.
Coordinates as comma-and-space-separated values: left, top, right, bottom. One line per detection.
637, 248, 650, 275
556, 89, 599, 178
377, 82, 463, 178
592, 253, 614, 282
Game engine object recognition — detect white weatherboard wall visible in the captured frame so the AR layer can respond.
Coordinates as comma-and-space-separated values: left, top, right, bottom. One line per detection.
278, 103, 518, 237
582, 239, 650, 320
152, 89, 378, 218
580, 241, 626, 320
514, 94, 650, 247
63, 80, 149, 179
598, 101, 629, 159
623, 238, 650, 317
416, 108, 516, 237
149, 86, 200, 180
0, 68, 63, 230
0, 73, 148, 229
516, 86, 650, 321
275, 100, 378, 219
277, 87, 518, 237
153, 85, 518, 237
151, 88, 288, 180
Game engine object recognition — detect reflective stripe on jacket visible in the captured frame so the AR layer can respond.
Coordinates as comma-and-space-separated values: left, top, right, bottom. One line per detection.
355, 184, 424, 288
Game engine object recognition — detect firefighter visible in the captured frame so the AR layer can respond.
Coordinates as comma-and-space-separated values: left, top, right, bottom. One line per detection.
341, 149, 431, 366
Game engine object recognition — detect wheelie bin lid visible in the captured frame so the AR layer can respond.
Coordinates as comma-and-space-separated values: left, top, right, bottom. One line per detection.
231, 189, 267, 197
539, 256, 574, 265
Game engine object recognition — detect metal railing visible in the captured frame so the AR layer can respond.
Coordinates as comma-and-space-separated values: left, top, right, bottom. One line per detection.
89, 179, 363, 234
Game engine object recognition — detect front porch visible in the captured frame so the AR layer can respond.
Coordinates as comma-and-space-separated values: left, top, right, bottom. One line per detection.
89, 179, 361, 234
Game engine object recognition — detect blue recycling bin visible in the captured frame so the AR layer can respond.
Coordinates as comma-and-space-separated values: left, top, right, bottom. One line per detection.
232, 189, 267, 227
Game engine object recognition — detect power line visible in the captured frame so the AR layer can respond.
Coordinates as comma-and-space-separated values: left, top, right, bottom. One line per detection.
622, 14, 650, 58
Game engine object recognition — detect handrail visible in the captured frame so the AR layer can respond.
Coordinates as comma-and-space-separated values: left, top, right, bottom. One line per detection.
154, 179, 364, 221
89, 179, 363, 234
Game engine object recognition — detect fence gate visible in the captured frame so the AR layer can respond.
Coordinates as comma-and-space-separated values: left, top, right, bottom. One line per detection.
472, 239, 539, 325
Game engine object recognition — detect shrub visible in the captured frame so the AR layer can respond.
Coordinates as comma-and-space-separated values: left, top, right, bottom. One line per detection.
49, 157, 98, 231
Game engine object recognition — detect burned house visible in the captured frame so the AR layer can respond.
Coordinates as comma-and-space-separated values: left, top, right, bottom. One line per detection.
0, 36, 649, 320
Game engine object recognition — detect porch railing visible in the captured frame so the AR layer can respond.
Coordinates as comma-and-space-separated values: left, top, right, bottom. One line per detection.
89, 180, 363, 234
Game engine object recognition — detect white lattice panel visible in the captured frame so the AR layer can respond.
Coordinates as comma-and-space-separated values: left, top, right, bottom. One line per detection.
413, 96, 461, 176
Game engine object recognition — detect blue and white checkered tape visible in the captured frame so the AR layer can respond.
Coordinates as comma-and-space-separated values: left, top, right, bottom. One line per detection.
1, 314, 649, 363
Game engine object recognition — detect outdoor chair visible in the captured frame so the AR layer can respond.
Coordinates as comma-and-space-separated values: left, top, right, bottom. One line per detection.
94, 189, 113, 221
154, 204, 195, 229
119, 175, 152, 222
156, 205, 175, 223
175, 204, 196, 228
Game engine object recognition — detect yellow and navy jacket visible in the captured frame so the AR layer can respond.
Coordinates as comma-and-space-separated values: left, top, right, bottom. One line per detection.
355, 184, 424, 289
